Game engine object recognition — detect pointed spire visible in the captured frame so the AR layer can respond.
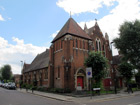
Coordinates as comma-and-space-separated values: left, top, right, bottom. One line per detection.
95, 18, 97, 22
95, 18, 98, 25
84, 23, 88, 34
105, 32, 109, 40
84, 23, 87, 30
70, 11, 72, 18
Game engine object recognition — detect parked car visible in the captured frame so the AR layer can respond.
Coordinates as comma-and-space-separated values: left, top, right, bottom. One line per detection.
0, 82, 3, 87
3, 83, 8, 88
2, 83, 6, 87
7, 82, 16, 89
1, 83, 4, 87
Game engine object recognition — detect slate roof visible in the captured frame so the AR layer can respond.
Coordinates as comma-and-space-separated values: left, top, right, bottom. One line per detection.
22, 63, 30, 73
24, 49, 49, 73
112, 55, 122, 65
14, 74, 21, 78
52, 18, 91, 43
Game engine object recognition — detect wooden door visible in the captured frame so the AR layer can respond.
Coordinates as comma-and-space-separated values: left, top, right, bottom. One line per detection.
77, 76, 84, 89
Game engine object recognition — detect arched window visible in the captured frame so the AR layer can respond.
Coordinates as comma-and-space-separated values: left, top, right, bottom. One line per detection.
44, 68, 48, 79
61, 40, 63, 49
76, 39, 78, 48
80, 40, 82, 48
99, 41, 101, 51
96, 38, 101, 51
58, 66, 60, 78
83, 41, 85, 49
55, 42, 58, 51
73, 40, 74, 47
96, 41, 98, 51
104, 45, 106, 57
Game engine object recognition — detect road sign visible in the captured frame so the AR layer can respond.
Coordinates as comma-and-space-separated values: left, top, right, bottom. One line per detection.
86, 67, 92, 78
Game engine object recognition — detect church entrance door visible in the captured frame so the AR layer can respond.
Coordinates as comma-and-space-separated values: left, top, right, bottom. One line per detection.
77, 76, 84, 89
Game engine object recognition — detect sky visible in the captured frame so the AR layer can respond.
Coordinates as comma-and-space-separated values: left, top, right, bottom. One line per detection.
0, 0, 140, 74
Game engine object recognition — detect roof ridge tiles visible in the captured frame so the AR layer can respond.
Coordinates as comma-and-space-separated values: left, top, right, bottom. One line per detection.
23, 50, 49, 73
52, 18, 91, 43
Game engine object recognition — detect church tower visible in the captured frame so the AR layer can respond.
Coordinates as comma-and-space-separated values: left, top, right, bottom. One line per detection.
49, 18, 92, 90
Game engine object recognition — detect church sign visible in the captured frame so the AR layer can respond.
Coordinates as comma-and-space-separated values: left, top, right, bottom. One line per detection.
86, 67, 92, 78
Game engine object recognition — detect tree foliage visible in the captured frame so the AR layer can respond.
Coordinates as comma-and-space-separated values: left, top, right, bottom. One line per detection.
84, 51, 108, 87
113, 20, 140, 70
118, 62, 133, 83
1, 64, 13, 80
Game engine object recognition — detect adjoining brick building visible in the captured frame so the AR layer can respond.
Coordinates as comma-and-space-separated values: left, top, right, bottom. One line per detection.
23, 50, 49, 87
22, 17, 113, 91
14, 74, 21, 88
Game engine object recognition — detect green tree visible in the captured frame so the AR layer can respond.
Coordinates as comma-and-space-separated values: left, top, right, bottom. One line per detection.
117, 62, 133, 84
1, 65, 13, 81
84, 51, 108, 88
113, 20, 140, 70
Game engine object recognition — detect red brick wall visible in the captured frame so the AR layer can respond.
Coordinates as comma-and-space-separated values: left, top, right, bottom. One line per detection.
23, 25, 113, 91
50, 35, 91, 90
23, 68, 49, 88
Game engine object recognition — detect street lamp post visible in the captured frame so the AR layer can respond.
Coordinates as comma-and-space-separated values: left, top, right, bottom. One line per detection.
20, 61, 23, 74
110, 42, 117, 94
20, 61, 23, 89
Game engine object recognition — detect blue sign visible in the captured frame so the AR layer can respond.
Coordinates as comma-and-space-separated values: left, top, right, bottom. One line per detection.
87, 72, 91, 75
86, 67, 92, 78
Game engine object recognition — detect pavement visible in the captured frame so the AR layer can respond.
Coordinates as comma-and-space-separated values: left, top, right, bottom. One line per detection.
17, 88, 140, 103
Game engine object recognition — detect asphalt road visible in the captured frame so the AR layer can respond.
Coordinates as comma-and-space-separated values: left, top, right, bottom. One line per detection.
83, 94, 140, 105
0, 87, 140, 105
0, 87, 78, 105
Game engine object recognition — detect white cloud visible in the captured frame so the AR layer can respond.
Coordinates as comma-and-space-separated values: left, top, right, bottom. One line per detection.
51, 30, 59, 38
56, 0, 116, 15
0, 37, 46, 74
0, 37, 8, 48
0, 14, 5, 21
0, 6, 5, 11
7, 17, 12, 20
57, 0, 140, 55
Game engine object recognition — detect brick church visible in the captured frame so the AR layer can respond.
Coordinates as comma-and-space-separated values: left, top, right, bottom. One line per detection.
22, 17, 113, 91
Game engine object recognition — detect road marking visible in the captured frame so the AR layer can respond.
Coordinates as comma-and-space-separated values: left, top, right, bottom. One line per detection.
128, 102, 140, 105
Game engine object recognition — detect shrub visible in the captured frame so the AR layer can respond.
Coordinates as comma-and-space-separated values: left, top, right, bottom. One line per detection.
47, 88, 71, 93
4, 79, 7, 83
26, 84, 30, 89
21, 83, 27, 88
64, 88, 71, 93
33, 86, 37, 90
37, 87, 45, 91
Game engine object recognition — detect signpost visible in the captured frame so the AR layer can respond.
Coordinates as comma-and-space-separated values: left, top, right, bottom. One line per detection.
86, 67, 92, 78
86, 67, 92, 99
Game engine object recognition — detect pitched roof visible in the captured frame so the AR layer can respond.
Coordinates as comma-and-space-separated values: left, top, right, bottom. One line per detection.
88, 22, 103, 37
22, 63, 30, 73
52, 18, 91, 43
24, 49, 49, 73
14, 74, 21, 78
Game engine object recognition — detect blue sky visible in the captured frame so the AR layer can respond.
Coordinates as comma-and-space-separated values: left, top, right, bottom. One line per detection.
0, 0, 68, 46
0, 0, 140, 74
0, 0, 118, 46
